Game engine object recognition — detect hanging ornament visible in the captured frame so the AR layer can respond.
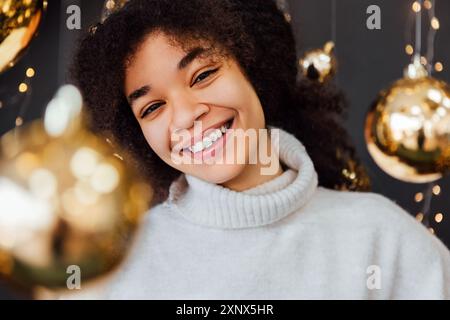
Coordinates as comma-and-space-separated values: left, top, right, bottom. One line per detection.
0, 85, 152, 292
0, 0, 46, 74
364, 56, 450, 183
101, 0, 130, 22
299, 41, 337, 82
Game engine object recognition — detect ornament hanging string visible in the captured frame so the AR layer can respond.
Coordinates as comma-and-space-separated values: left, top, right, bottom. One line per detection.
426, 0, 437, 73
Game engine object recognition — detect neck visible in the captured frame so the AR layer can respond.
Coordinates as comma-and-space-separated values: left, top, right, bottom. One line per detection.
221, 133, 284, 191
221, 161, 284, 191
167, 127, 319, 229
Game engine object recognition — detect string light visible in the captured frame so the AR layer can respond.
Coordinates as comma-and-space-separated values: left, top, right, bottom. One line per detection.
18, 83, 28, 93
405, 44, 414, 55
105, 0, 115, 10
424, 0, 444, 73
420, 56, 427, 65
434, 62, 443, 72
284, 13, 291, 23
416, 212, 424, 222
429, 227, 434, 234
0, 101, 3, 109
26, 67, 35, 78
15, 117, 23, 127
434, 212, 443, 223
432, 184, 441, 195
430, 17, 440, 29
412, 1, 421, 12
414, 192, 424, 202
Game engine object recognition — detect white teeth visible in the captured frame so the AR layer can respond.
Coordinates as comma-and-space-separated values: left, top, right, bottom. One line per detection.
187, 122, 230, 154
203, 137, 212, 148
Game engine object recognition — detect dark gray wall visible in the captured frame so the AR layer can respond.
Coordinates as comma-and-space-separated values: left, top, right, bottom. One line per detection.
290, 0, 450, 247
0, 0, 449, 298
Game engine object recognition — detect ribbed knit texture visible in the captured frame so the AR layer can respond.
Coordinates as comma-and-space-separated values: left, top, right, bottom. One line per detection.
166, 129, 318, 229
58, 128, 450, 300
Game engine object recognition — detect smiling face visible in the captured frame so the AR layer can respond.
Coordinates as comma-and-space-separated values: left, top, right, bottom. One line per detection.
124, 31, 273, 188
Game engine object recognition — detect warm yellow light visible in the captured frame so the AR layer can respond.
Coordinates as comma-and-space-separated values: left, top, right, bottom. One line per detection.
431, 17, 440, 30
434, 62, 443, 72
414, 192, 423, 202
412, 1, 421, 12
434, 212, 443, 223
405, 44, 414, 55
284, 13, 291, 23
18, 83, 28, 93
26, 67, 35, 78
429, 227, 434, 234
432, 185, 441, 195
420, 56, 427, 65
15, 117, 23, 127
106, 0, 115, 10
424, 0, 432, 9
416, 212, 424, 222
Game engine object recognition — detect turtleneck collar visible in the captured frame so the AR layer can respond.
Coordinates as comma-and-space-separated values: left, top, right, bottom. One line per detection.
165, 128, 319, 229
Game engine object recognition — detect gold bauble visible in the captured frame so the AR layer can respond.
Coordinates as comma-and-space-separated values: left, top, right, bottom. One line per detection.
0, 85, 152, 291
0, 0, 46, 74
299, 41, 337, 82
365, 61, 450, 183
101, 0, 129, 22
335, 148, 371, 192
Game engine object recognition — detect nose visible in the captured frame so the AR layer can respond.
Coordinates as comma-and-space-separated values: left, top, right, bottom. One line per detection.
169, 92, 209, 134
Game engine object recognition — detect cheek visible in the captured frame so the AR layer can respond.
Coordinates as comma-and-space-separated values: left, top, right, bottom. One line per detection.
200, 67, 257, 111
139, 121, 170, 159
214, 75, 264, 126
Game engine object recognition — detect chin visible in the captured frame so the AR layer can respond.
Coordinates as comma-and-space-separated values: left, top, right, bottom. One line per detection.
191, 163, 246, 185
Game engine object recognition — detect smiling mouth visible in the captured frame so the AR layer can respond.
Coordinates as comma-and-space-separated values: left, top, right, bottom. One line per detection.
183, 118, 234, 155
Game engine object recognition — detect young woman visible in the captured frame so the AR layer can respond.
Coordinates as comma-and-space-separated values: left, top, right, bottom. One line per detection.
70, 0, 450, 299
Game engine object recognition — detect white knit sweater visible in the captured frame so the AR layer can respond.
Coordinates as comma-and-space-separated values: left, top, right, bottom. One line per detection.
65, 129, 450, 299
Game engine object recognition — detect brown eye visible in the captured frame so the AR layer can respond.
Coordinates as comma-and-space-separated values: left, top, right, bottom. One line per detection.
141, 102, 164, 119
192, 68, 219, 86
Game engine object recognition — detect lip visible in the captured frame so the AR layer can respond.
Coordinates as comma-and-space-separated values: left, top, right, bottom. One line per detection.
183, 116, 236, 161
178, 117, 234, 152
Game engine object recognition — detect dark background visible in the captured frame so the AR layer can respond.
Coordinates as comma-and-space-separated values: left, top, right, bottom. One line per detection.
0, 0, 449, 299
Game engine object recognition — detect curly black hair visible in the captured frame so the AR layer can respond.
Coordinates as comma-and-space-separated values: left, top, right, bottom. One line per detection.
71, 0, 370, 204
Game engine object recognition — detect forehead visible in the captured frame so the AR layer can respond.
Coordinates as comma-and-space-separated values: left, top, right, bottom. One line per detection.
126, 32, 222, 71
124, 32, 224, 92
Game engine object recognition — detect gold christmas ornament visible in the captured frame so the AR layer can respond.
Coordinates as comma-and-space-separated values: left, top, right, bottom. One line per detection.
0, 85, 152, 292
101, 0, 129, 22
0, 0, 46, 74
335, 148, 371, 192
365, 58, 450, 183
299, 41, 336, 82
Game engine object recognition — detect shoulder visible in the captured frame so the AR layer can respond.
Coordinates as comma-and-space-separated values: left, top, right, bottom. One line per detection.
305, 187, 450, 260
308, 186, 418, 227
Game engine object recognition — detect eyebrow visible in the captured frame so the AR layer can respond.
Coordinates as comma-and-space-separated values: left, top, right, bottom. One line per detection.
127, 46, 212, 106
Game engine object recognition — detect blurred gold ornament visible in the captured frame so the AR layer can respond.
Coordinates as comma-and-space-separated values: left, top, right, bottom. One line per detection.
101, 0, 129, 22
299, 41, 337, 82
335, 148, 371, 192
0, 0, 46, 74
0, 85, 152, 291
365, 58, 450, 183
